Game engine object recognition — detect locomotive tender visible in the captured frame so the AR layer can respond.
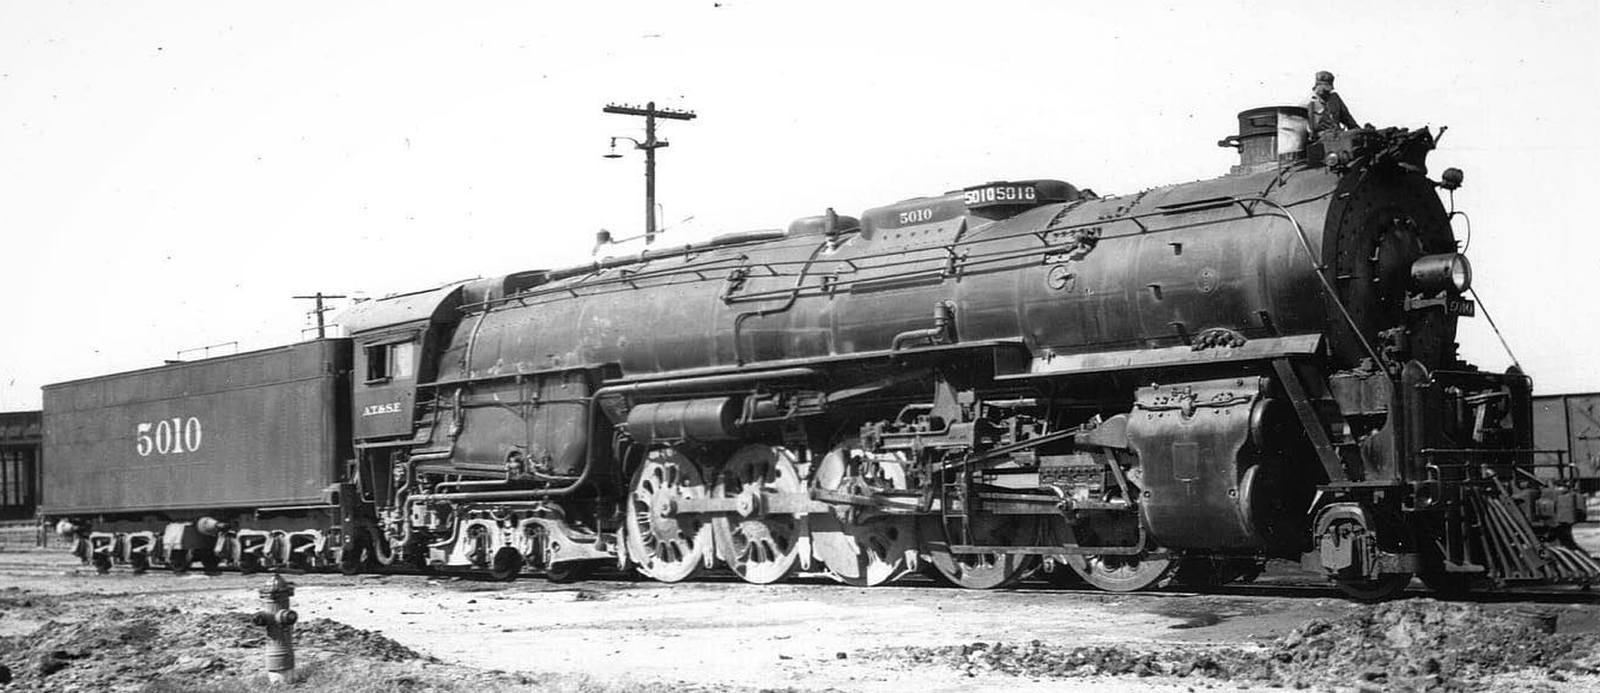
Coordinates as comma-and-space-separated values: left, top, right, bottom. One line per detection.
45, 105, 1599, 600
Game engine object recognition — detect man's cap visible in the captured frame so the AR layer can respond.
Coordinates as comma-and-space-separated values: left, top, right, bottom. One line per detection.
1315, 70, 1335, 85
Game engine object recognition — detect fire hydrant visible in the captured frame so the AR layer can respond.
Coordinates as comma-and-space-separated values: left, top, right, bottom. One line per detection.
252, 574, 299, 683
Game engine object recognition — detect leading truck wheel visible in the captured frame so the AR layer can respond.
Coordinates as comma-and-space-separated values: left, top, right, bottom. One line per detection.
1172, 556, 1262, 588
1335, 573, 1412, 602
1419, 571, 1481, 599
91, 554, 112, 575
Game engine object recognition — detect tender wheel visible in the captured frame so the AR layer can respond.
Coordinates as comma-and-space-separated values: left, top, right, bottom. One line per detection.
810, 441, 917, 587
921, 516, 1041, 590
91, 554, 112, 575
197, 549, 221, 574
624, 448, 715, 583
1335, 573, 1412, 602
489, 547, 522, 582
713, 445, 806, 584
168, 549, 193, 573
238, 553, 263, 575
1067, 551, 1177, 592
129, 553, 149, 575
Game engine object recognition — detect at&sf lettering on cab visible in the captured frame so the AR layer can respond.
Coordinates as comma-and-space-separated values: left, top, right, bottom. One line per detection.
42, 104, 1596, 599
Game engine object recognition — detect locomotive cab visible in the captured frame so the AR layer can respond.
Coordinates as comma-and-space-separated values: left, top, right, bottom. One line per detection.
342, 282, 467, 442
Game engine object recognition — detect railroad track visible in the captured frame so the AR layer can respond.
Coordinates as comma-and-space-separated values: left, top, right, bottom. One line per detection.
4, 550, 1593, 607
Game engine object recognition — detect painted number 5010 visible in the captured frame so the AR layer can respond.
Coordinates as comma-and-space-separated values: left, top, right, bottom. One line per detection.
136, 417, 203, 456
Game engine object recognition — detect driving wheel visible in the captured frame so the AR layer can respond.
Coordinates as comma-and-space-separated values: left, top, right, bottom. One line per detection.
624, 448, 715, 582
922, 515, 1041, 590
810, 441, 917, 586
1064, 551, 1176, 592
712, 445, 806, 584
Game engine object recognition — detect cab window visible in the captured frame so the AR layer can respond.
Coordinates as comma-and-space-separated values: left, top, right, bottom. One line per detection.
364, 341, 416, 382
390, 342, 416, 378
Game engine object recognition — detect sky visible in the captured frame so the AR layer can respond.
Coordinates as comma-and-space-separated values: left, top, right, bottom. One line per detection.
1, 0, 1597, 410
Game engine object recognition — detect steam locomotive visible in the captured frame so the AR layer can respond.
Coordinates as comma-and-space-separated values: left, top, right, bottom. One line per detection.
44, 105, 1598, 600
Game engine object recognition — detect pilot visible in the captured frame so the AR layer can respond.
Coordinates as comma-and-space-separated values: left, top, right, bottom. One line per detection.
1304, 70, 1360, 136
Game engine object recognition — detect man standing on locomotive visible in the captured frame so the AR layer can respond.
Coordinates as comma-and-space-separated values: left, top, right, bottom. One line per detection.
1304, 70, 1360, 136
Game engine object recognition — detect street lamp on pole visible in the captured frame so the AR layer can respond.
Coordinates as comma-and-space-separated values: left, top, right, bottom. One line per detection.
601, 101, 696, 245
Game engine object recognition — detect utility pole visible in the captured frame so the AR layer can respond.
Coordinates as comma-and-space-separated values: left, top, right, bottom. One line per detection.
293, 292, 348, 339
602, 101, 696, 244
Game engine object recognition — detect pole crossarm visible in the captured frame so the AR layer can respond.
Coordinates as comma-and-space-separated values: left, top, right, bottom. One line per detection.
293, 292, 348, 339
602, 103, 697, 121
602, 100, 696, 244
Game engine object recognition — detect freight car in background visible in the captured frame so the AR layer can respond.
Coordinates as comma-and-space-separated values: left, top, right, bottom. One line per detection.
0, 411, 43, 547
37, 101, 1600, 600
1534, 393, 1600, 502
43, 340, 351, 573
0, 411, 41, 522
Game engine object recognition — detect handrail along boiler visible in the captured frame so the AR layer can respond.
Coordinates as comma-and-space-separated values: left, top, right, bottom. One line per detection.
54, 104, 1597, 599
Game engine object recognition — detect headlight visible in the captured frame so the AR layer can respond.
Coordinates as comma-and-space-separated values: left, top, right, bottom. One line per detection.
1449, 254, 1471, 292
1410, 253, 1472, 294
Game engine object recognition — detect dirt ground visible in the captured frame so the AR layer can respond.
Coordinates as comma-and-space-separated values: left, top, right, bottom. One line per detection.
2, 542, 1600, 693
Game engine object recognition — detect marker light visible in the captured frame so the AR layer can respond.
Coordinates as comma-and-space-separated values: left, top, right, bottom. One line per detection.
1410, 253, 1472, 294
1439, 167, 1464, 190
